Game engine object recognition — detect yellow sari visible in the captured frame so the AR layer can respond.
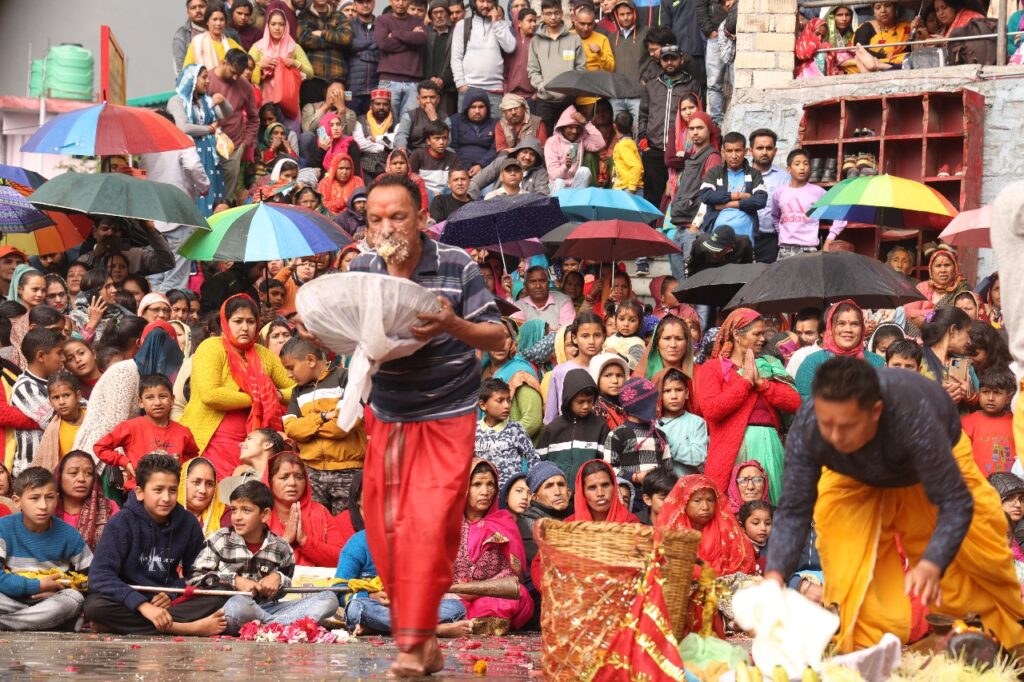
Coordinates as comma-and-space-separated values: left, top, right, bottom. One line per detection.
868, 20, 913, 64
815, 432, 1024, 652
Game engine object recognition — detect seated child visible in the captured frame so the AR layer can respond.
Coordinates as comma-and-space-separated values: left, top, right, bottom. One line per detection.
475, 378, 539, 487
33, 371, 85, 471
189, 480, 339, 635
638, 467, 678, 526
655, 368, 708, 476
94, 375, 200, 490
83, 453, 228, 636
603, 376, 671, 487
537, 369, 610, 485
11, 327, 66, 474
589, 353, 628, 431
738, 500, 772, 574
280, 337, 366, 515
235, 428, 288, 479
337, 527, 471, 637
0, 466, 92, 630
962, 367, 1016, 476
885, 340, 922, 371
499, 472, 530, 518
602, 300, 646, 370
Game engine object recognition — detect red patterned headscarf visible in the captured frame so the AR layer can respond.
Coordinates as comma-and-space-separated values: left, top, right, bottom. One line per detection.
710, 308, 761, 361
821, 299, 866, 359
656, 474, 756, 576
220, 294, 284, 433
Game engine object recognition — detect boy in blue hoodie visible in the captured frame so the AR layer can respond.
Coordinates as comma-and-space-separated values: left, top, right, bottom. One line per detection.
83, 453, 228, 636
0, 466, 92, 630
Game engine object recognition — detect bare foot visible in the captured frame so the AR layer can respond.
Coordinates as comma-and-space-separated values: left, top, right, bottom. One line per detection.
173, 610, 228, 637
353, 624, 364, 637
390, 637, 444, 677
437, 620, 473, 638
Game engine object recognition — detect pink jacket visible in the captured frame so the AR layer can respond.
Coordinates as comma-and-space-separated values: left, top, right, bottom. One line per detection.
543, 106, 605, 183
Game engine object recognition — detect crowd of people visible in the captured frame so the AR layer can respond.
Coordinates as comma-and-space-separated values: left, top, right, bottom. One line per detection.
0, 0, 1022, 674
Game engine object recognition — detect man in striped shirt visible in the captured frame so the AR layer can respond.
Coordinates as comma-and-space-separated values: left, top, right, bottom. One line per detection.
346, 173, 506, 677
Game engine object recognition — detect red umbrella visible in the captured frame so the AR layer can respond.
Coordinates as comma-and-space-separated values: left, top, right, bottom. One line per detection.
21, 103, 194, 156
939, 206, 990, 248
553, 219, 681, 261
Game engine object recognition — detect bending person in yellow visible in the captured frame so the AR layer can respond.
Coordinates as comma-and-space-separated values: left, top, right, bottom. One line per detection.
765, 357, 1024, 652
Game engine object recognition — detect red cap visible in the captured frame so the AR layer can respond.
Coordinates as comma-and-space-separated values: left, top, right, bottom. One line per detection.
0, 246, 27, 262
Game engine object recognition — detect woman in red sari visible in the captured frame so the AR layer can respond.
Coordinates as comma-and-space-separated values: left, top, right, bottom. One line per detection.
266, 451, 346, 567
453, 459, 535, 629
657, 474, 756, 576
911, 0, 985, 40
566, 459, 639, 523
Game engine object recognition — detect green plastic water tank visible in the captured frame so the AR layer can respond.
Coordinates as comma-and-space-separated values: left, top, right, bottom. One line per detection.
43, 44, 94, 101
29, 59, 44, 98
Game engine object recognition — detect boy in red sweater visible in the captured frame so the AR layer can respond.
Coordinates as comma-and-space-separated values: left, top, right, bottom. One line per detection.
962, 367, 1016, 476
94, 375, 199, 489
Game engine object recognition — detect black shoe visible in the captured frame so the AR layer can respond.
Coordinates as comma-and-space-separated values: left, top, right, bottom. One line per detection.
808, 157, 825, 183
821, 158, 838, 183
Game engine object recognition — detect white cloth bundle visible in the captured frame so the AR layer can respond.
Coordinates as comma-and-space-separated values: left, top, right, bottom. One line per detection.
732, 579, 840, 678
296, 272, 441, 430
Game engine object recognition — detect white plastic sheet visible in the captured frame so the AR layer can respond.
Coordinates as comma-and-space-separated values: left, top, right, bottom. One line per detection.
731, 579, 840, 679
296, 272, 441, 430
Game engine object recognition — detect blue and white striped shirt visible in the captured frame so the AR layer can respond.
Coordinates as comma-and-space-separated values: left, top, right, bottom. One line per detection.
350, 235, 501, 422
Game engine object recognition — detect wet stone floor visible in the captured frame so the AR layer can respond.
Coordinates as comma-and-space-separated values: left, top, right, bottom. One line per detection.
0, 631, 543, 680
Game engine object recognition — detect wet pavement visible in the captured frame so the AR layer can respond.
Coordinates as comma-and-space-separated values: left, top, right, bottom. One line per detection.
0, 631, 543, 680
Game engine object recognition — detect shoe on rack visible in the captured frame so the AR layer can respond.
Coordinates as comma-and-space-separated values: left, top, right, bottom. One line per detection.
936, 163, 951, 177
856, 153, 878, 176
859, 127, 877, 137
808, 157, 825, 183
821, 158, 838, 183
955, 163, 965, 176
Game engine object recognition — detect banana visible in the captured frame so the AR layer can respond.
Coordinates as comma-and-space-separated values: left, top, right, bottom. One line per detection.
735, 661, 753, 682
801, 667, 820, 682
772, 665, 789, 682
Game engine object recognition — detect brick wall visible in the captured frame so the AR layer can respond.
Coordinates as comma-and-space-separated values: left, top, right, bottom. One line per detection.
733, 0, 798, 89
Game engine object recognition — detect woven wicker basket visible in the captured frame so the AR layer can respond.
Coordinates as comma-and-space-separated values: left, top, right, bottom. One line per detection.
536, 520, 701, 679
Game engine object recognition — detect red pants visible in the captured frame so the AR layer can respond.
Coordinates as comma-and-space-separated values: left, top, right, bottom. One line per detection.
362, 409, 475, 651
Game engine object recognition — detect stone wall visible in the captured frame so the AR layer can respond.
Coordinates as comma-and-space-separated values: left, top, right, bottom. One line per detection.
724, 64, 1024, 276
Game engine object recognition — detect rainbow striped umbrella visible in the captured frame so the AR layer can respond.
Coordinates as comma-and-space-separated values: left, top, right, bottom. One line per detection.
178, 203, 353, 262
21, 103, 194, 156
807, 174, 958, 230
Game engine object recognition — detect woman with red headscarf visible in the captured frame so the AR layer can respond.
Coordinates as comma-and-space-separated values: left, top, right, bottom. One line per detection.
695, 308, 801, 497
664, 94, 717, 202
453, 459, 535, 629
319, 111, 360, 175
248, 7, 313, 119
795, 18, 838, 78
903, 248, 973, 329
566, 459, 639, 523
726, 459, 770, 515
266, 451, 346, 566
181, 294, 294, 480
318, 153, 365, 214
795, 300, 885, 401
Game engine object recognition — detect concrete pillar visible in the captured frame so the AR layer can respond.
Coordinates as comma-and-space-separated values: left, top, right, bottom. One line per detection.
733, 0, 798, 90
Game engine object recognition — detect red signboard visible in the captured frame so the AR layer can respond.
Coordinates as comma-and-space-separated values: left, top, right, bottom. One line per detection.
100, 25, 126, 105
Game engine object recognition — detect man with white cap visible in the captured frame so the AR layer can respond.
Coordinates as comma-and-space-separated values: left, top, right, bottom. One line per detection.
495, 93, 548, 152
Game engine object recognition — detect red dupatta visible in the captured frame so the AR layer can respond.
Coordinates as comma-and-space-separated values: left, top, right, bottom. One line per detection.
220, 294, 283, 433
821, 299, 867, 359
725, 459, 770, 514
465, 459, 528, 572
569, 459, 639, 523
656, 474, 756, 575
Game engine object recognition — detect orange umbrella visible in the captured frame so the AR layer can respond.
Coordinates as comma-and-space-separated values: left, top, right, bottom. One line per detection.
0, 180, 92, 255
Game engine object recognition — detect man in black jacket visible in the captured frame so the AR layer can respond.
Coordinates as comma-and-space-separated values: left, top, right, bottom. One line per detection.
638, 45, 698, 205
686, 225, 753, 277
696, 0, 729, 124
516, 461, 571, 629
425, 0, 458, 115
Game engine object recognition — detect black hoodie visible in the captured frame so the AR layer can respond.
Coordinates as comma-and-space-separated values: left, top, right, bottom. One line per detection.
536, 368, 609, 486
88, 494, 206, 612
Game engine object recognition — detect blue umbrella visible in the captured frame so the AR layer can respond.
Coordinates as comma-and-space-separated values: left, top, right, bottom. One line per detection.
0, 183, 54, 231
0, 165, 47, 190
440, 193, 566, 250
555, 187, 662, 223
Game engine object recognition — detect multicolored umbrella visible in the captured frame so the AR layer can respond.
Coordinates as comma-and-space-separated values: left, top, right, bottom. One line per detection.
0, 165, 47, 189
807, 174, 958, 230
939, 206, 990, 248
30, 172, 210, 230
21, 103, 194, 156
179, 203, 353, 262
0, 178, 93, 254
555, 188, 662, 223
554, 219, 680, 261
0, 182, 53, 230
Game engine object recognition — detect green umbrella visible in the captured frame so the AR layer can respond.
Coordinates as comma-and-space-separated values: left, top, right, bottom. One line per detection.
29, 172, 210, 230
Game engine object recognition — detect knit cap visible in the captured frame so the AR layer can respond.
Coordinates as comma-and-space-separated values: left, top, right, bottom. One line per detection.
619, 376, 659, 422
526, 461, 565, 493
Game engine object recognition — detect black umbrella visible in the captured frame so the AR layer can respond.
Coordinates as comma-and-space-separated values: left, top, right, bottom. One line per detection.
543, 71, 643, 99
724, 251, 925, 313
540, 221, 582, 253
673, 263, 768, 307
441, 193, 566, 249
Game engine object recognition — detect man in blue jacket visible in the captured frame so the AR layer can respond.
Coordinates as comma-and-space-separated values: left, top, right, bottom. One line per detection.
698, 131, 768, 241
449, 88, 498, 177
347, 0, 381, 115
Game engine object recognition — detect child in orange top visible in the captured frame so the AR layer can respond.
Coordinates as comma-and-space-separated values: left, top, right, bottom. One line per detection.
962, 367, 1016, 476
94, 374, 199, 490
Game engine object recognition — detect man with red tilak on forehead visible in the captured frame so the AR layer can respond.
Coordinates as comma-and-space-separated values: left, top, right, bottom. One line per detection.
318, 173, 506, 676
